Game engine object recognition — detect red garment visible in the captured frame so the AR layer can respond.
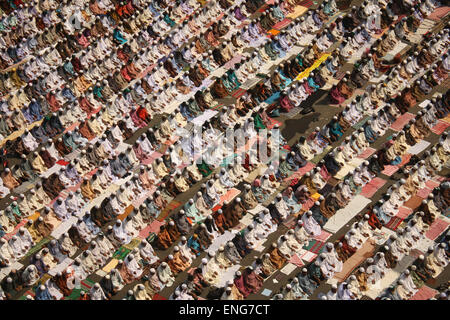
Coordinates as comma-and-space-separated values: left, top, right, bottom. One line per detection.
234, 275, 252, 298
367, 210, 382, 230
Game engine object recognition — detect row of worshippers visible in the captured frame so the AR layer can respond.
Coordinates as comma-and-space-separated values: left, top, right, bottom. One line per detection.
269, 161, 449, 300
0, 47, 444, 300
9, 156, 446, 300
0, 0, 376, 180
0, 89, 446, 298
0, 0, 444, 298
0, 0, 312, 183
0, 0, 356, 250
0, 39, 442, 298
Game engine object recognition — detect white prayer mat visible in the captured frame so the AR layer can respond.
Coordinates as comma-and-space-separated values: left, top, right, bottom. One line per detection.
414, 237, 435, 254
407, 140, 431, 155
48, 258, 74, 276
384, 41, 409, 61
115, 142, 131, 154
96, 270, 107, 277
0, 262, 23, 281
334, 157, 364, 180
244, 164, 268, 183
418, 99, 431, 108
209, 67, 227, 80
40, 164, 62, 179
248, 204, 266, 216
208, 231, 236, 253
253, 242, 267, 252
280, 262, 298, 275
373, 227, 396, 246
299, 250, 317, 263
240, 213, 255, 228
240, 77, 262, 90
51, 216, 78, 239
323, 195, 372, 233
290, 46, 304, 55
191, 110, 219, 127
13, 181, 34, 194
297, 34, 315, 46
217, 264, 241, 288
365, 255, 416, 299
64, 149, 82, 162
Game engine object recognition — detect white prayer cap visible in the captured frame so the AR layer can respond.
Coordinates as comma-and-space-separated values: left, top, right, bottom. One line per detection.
326, 243, 333, 249
94, 283, 100, 289
40, 285, 46, 290
161, 262, 168, 267
331, 284, 337, 289
174, 246, 180, 252
359, 267, 365, 273
321, 295, 327, 300
150, 268, 156, 274
168, 254, 174, 260
169, 221, 175, 226
201, 258, 208, 264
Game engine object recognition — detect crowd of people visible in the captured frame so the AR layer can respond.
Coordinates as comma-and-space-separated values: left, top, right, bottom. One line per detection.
0, 0, 448, 300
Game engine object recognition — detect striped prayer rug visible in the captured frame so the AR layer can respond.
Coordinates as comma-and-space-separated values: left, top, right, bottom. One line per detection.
156, 200, 182, 222
302, 239, 325, 254
231, 87, 246, 98
385, 216, 404, 231
431, 120, 450, 135
298, 0, 313, 7
425, 218, 449, 241
390, 112, 415, 131
272, 18, 292, 30
410, 286, 438, 300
